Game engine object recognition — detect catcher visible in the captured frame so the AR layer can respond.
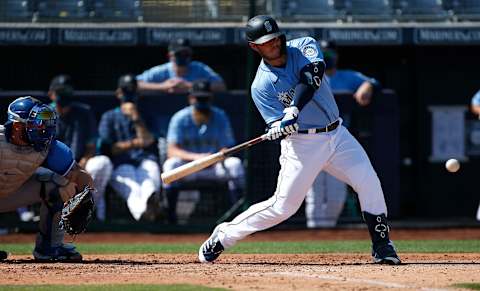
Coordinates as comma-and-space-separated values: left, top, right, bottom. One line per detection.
0, 96, 94, 262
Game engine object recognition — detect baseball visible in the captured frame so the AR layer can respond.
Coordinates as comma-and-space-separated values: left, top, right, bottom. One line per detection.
445, 159, 460, 173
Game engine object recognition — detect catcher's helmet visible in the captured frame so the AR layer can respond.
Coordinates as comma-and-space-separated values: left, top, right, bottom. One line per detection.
7, 96, 57, 152
246, 15, 284, 45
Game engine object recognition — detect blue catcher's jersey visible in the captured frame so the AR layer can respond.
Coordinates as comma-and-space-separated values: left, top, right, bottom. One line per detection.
251, 37, 339, 129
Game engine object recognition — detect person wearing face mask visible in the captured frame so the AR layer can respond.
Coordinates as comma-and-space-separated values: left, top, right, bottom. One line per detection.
47, 75, 113, 222
163, 80, 244, 224
97, 74, 162, 221
136, 38, 226, 94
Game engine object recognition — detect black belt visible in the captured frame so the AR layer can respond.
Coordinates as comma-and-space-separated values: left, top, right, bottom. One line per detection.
298, 119, 340, 134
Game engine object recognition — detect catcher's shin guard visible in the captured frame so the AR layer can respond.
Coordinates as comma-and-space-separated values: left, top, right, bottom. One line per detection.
363, 212, 401, 265
34, 182, 81, 261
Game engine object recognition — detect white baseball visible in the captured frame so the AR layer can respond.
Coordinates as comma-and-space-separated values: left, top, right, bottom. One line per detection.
445, 159, 460, 173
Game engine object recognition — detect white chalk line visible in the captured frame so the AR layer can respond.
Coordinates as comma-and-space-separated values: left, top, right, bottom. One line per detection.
264, 271, 450, 291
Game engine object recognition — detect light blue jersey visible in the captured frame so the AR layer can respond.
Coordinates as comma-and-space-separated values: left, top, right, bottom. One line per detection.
136, 61, 224, 83
167, 106, 235, 153
471, 90, 480, 106
328, 70, 379, 92
251, 37, 339, 129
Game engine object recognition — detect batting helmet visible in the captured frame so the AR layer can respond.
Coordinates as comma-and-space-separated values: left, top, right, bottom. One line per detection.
246, 15, 284, 45
7, 96, 57, 152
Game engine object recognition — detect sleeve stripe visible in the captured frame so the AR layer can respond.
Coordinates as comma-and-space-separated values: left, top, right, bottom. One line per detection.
61, 160, 76, 177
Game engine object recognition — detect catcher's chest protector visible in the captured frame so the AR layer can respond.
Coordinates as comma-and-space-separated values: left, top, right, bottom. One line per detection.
0, 126, 46, 197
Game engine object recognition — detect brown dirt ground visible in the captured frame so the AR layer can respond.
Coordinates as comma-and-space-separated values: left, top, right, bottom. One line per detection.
1, 228, 480, 290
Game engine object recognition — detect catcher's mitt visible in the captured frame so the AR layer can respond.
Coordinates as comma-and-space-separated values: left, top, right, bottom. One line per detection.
59, 186, 95, 235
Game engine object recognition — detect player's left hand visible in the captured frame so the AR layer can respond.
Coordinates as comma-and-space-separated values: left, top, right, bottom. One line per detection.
280, 106, 299, 135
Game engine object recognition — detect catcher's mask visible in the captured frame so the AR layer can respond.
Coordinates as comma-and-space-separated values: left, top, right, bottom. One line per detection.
6, 96, 57, 152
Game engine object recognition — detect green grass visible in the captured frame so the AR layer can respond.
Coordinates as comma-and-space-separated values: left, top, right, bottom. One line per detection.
0, 285, 226, 291
453, 283, 480, 290
0, 239, 479, 255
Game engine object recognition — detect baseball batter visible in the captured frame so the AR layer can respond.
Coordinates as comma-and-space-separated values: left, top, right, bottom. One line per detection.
0, 96, 93, 261
199, 15, 400, 265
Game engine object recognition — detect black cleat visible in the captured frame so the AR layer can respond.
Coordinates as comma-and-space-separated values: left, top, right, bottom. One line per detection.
198, 224, 225, 263
372, 241, 401, 265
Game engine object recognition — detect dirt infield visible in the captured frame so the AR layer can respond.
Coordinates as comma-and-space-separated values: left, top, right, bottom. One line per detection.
1, 228, 479, 290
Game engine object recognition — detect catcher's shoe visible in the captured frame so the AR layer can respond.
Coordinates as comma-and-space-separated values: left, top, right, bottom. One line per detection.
199, 224, 225, 263
0, 250, 7, 261
372, 240, 401, 265
33, 243, 82, 262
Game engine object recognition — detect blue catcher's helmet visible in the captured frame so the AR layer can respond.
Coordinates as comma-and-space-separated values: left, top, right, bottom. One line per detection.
7, 96, 57, 152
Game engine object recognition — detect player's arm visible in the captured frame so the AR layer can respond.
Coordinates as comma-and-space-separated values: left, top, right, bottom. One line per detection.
42, 140, 93, 202
290, 61, 326, 111
167, 143, 209, 161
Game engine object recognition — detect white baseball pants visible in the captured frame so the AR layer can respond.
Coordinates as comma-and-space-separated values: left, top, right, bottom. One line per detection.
216, 125, 387, 249
110, 159, 161, 220
84, 155, 113, 221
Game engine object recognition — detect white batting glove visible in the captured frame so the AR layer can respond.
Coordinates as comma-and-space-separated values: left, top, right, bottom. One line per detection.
266, 121, 283, 141
280, 106, 299, 135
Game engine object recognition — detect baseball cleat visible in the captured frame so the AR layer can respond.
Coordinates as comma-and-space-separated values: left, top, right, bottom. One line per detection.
0, 250, 7, 261
33, 243, 82, 262
198, 224, 225, 263
372, 241, 401, 265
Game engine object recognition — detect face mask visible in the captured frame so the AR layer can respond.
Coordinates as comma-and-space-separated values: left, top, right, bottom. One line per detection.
121, 94, 138, 103
194, 100, 211, 114
174, 51, 192, 66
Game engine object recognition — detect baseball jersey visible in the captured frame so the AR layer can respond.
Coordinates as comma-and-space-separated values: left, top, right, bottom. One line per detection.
136, 61, 224, 83
167, 106, 235, 153
471, 90, 480, 106
251, 37, 339, 129
327, 70, 379, 92
51, 102, 98, 162
98, 107, 158, 167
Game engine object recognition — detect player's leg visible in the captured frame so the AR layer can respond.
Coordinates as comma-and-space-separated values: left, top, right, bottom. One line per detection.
109, 164, 143, 220
477, 202, 480, 221
85, 155, 113, 221
214, 157, 246, 204
199, 135, 329, 263
162, 157, 184, 224
324, 126, 400, 265
136, 159, 162, 220
21, 171, 82, 262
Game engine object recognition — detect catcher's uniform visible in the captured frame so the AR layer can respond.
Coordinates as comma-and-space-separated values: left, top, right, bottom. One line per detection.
0, 125, 77, 257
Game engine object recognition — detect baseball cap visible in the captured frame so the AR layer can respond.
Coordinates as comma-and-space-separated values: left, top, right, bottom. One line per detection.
49, 74, 74, 98
168, 38, 192, 53
117, 74, 138, 96
190, 80, 212, 99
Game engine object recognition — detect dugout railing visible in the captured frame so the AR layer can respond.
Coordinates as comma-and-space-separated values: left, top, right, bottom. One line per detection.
0, 89, 400, 233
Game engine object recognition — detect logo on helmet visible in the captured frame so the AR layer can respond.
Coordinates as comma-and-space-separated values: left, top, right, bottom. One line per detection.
264, 21, 272, 32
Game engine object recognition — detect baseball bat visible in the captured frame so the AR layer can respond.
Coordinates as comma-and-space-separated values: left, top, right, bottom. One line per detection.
161, 134, 267, 184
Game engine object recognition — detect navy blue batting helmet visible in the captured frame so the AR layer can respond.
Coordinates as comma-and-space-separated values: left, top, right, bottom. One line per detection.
7, 96, 57, 151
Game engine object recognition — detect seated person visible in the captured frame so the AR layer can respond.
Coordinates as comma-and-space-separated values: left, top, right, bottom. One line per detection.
136, 38, 226, 94
98, 74, 161, 221
48, 74, 113, 221
163, 81, 244, 224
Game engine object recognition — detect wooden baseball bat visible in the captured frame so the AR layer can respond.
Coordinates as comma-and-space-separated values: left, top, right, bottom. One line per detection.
161, 134, 267, 184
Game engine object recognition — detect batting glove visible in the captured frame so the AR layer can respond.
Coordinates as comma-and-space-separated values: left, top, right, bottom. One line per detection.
266, 121, 283, 141
280, 106, 299, 135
